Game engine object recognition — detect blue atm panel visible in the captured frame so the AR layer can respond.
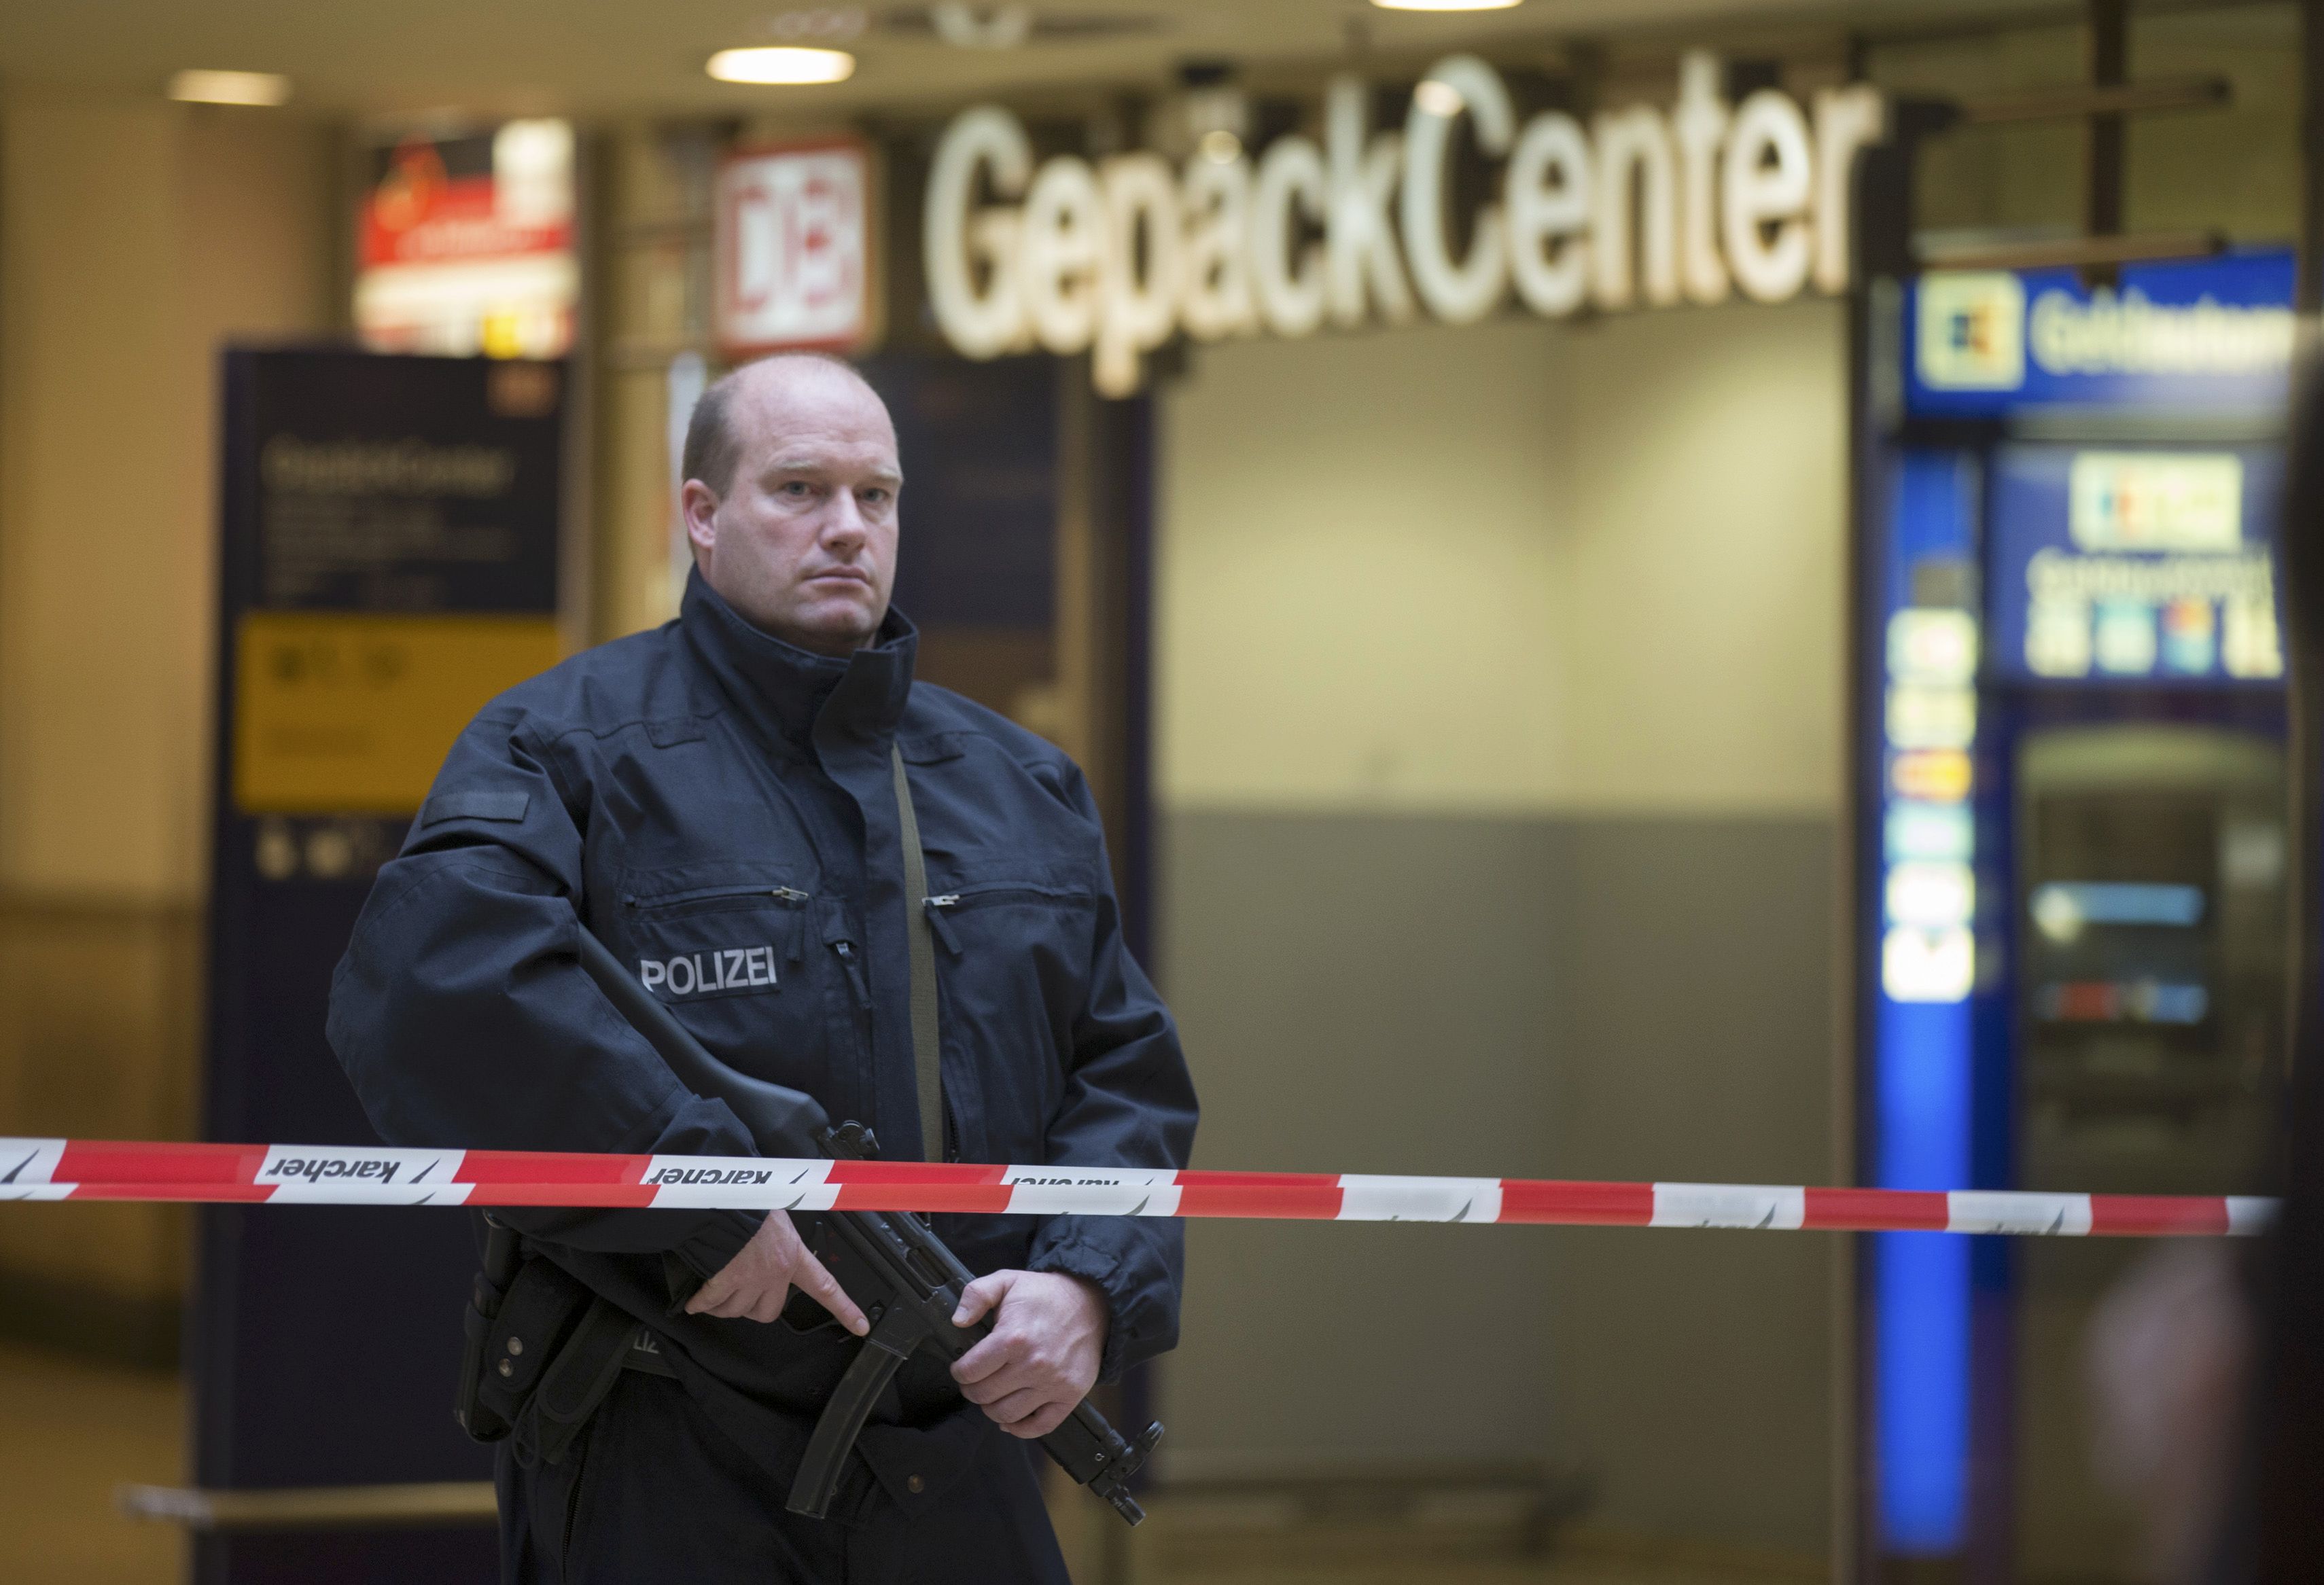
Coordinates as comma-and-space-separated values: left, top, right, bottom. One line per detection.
1858, 249, 2295, 1579
1868, 448, 1984, 1554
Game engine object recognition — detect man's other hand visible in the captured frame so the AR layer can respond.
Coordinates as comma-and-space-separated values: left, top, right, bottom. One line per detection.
948, 1270, 1108, 1438
685, 1210, 869, 1334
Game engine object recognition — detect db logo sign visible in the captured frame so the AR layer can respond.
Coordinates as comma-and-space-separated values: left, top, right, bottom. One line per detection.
715, 139, 877, 355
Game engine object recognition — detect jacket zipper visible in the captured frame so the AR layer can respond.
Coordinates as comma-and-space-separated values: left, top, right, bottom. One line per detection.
828, 939, 877, 1121
923, 895, 962, 955
772, 887, 811, 963
837, 931, 959, 1161
621, 883, 807, 910
624, 885, 812, 963
830, 940, 873, 1012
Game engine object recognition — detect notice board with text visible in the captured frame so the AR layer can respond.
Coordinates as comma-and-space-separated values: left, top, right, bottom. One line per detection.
196, 349, 563, 1585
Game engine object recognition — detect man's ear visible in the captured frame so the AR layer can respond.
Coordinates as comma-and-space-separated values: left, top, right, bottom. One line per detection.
679, 480, 720, 562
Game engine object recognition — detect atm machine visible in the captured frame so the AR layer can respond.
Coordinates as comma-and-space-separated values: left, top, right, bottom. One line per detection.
1851, 249, 2297, 1582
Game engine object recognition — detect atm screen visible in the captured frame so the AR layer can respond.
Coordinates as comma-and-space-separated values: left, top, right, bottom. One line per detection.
1988, 444, 2285, 688
2015, 729, 2283, 1151
2023, 791, 2217, 1109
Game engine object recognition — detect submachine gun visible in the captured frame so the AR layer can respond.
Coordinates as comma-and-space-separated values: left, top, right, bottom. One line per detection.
559, 926, 1161, 1524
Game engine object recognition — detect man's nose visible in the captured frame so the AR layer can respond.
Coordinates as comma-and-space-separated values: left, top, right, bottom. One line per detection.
822, 490, 868, 549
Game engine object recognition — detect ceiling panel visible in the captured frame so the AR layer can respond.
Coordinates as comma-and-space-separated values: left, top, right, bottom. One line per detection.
1, 0, 2062, 121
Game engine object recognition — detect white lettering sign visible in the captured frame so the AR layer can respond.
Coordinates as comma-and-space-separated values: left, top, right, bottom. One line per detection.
639, 946, 780, 997
2028, 288, 2297, 377
925, 53, 1888, 393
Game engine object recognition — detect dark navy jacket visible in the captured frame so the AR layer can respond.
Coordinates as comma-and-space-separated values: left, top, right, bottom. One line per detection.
328, 571, 1196, 1500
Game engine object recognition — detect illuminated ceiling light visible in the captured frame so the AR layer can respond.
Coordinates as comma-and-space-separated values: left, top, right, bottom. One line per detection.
1198, 128, 1242, 164
706, 46, 857, 84
1412, 79, 1466, 118
166, 69, 292, 106
1371, 0, 1521, 10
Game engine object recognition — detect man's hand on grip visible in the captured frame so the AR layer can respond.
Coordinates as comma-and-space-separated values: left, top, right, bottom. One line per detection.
949, 1270, 1108, 1439
686, 1210, 869, 1334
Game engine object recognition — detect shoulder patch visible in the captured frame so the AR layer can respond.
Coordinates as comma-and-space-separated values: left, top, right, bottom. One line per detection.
421, 789, 531, 826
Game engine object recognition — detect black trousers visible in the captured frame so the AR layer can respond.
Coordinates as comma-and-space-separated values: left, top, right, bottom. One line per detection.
498, 1373, 1072, 1585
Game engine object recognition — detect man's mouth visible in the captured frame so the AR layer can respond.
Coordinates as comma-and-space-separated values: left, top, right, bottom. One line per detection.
805, 568, 871, 588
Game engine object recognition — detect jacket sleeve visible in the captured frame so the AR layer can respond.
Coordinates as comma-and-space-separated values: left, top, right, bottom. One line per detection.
326, 707, 764, 1277
1023, 769, 1200, 1382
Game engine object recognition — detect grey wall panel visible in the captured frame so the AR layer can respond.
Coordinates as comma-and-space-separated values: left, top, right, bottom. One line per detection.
1154, 809, 1837, 1554
1546, 817, 1839, 1552
1155, 811, 1568, 1466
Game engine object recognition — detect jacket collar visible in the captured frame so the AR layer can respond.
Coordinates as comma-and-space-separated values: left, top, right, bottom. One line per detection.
679, 566, 917, 754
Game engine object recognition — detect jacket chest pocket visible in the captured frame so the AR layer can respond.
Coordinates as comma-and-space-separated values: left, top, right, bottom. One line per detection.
919, 879, 1099, 1158
613, 866, 837, 1105
618, 876, 814, 1004
921, 880, 1096, 958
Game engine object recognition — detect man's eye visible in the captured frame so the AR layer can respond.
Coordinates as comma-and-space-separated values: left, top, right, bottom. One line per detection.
781, 481, 814, 498
862, 488, 890, 505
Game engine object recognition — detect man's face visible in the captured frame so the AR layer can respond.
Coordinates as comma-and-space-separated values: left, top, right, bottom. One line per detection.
682, 361, 902, 656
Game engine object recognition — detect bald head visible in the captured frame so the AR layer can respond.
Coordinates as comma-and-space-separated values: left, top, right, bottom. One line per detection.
682, 353, 885, 498
679, 353, 904, 655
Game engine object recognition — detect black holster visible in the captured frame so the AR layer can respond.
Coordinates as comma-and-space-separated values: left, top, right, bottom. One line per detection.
455, 1219, 639, 1467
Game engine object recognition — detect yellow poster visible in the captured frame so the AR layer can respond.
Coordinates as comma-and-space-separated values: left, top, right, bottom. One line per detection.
234, 612, 561, 814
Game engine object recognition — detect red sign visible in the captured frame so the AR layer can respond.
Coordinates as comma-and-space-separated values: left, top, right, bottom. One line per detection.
353, 122, 578, 359
359, 140, 571, 270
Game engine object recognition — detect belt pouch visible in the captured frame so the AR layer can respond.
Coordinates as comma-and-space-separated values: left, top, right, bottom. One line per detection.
516, 1297, 644, 1467
474, 1259, 595, 1443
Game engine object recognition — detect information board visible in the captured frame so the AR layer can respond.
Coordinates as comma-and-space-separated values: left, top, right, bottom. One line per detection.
195, 349, 563, 1585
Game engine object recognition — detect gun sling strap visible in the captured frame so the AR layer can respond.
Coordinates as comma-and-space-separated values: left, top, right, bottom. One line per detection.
890, 743, 945, 1165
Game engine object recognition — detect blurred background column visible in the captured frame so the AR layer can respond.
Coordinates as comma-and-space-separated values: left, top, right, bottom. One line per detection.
0, 85, 333, 1362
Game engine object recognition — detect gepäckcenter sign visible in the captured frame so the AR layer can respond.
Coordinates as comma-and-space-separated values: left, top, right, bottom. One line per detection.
924, 52, 1889, 393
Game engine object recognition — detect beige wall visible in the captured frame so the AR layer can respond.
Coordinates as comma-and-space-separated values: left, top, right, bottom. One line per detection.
1557, 302, 1848, 814
1158, 300, 1848, 819
0, 89, 332, 900
1158, 320, 1569, 814
3, 92, 200, 900
0, 88, 333, 1321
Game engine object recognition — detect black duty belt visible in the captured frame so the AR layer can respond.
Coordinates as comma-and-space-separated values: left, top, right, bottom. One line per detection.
624, 1328, 680, 1379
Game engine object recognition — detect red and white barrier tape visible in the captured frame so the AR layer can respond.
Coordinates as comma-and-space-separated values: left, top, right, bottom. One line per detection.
0, 1139, 2276, 1237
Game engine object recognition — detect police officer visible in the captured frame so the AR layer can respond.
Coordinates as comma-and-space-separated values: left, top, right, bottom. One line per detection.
328, 353, 1199, 1583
